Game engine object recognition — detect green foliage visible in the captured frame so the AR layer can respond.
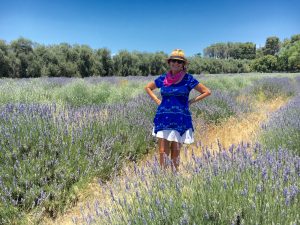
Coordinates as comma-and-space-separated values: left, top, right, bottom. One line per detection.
73, 45, 95, 77
263, 36, 280, 56
204, 42, 256, 59
112, 50, 141, 76
278, 41, 300, 72
0, 78, 146, 106
94, 48, 113, 76
55, 79, 144, 106
0, 34, 300, 78
255, 48, 264, 58
290, 34, 300, 43
0, 40, 12, 77
251, 55, 278, 72
188, 57, 251, 74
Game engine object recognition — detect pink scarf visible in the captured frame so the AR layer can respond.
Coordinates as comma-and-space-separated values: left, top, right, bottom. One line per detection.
163, 70, 186, 87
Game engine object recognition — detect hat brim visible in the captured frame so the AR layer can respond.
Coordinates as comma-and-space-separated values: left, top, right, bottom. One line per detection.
166, 56, 188, 63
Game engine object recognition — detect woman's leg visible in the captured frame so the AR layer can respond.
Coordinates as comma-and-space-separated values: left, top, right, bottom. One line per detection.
158, 138, 171, 169
170, 141, 182, 172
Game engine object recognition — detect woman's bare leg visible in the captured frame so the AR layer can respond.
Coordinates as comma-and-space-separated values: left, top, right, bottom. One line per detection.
170, 141, 182, 172
158, 138, 171, 169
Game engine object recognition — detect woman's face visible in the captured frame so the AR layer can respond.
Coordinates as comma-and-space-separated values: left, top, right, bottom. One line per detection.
169, 59, 184, 73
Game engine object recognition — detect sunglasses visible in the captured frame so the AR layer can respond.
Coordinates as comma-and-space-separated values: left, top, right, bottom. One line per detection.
169, 59, 184, 64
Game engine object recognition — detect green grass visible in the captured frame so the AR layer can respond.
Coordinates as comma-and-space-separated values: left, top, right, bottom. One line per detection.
0, 78, 146, 106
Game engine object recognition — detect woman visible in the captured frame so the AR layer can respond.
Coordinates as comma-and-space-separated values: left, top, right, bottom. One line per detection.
144, 49, 211, 172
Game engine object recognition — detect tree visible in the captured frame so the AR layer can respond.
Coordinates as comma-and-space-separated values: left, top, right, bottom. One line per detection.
256, 47, 264, 58
132, 51, 150, 76
94, 48, 113, 76
10, 37, 34, 55
0, 40, 12, 77
149, 52, 167, 75
74, 45, 95, 77
251, 55, 278, 72
240, 42, 256, 59
291, 34, 300, 43
113, 50, 137, 76
187, 56, 202, 74
204, 42, 255, 59
278, 41, 300, 72
263, 36, 280, 56
9, 37, 39, 78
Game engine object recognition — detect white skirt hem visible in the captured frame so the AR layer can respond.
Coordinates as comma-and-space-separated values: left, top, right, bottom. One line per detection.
152, 127, 194, 144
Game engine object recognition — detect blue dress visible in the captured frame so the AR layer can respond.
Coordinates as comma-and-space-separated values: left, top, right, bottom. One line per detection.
153, 73, 200, 138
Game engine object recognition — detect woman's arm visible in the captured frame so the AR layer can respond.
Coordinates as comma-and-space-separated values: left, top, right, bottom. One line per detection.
188, 83, 211, 106
144, 81, 162, 105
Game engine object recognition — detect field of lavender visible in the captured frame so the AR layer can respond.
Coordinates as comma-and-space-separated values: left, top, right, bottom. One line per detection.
84, 144, 299, 225
0, 73, 299, 224
260, 76, 300, 155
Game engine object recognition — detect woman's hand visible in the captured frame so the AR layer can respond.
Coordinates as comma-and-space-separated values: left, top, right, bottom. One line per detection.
188, 84, 211, 106
144, 82, 161, 105
155, 98, 161, 105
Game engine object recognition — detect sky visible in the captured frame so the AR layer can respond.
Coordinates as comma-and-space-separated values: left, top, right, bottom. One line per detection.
0, 0, 299, 56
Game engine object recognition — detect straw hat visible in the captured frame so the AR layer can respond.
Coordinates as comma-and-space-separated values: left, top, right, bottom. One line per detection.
167, 49, 188, 64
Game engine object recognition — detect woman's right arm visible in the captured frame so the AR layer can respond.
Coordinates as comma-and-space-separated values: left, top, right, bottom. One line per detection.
144, 81, 161, 105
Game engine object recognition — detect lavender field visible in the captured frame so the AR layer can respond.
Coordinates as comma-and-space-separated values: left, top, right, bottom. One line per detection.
258, 76, 300, 153
0, 73, 299, 224
83, 144, 300, 225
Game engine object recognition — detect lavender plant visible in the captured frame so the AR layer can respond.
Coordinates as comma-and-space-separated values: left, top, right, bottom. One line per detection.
243, 77, 296, 102
0, 74, 298, 223
260, 77, 300, 155
81, 143, 300, 225
0, 78, 146, 106
0, 95, 156, 223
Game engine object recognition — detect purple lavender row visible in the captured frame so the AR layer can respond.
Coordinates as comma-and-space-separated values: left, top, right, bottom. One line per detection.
0, 95, 155, 223
76, 143, 300, 224
260, 76, 300, 154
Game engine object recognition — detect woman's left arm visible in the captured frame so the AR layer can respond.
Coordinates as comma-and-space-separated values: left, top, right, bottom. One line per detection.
188, 83, 211, 106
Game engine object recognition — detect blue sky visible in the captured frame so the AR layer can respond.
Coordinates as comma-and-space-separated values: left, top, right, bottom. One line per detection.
0, 0, 299, 56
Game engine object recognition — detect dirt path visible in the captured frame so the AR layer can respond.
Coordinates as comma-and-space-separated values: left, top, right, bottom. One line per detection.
42, 97, 287, 225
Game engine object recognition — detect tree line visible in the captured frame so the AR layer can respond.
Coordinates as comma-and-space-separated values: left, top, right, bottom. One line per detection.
201, 34, 300, 73
0, 34, 299, 78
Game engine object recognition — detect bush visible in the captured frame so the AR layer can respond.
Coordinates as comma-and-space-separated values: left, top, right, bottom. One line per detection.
251, 55, 278, 72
